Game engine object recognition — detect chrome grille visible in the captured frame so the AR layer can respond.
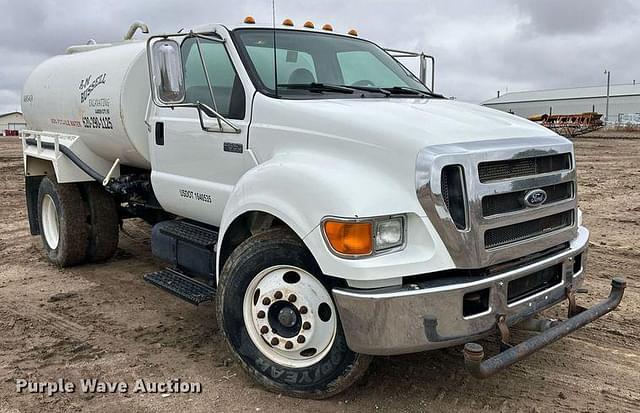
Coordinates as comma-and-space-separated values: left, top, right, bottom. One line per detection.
482, 182, 574, 217
485, 210, 575, 249
478, 153, 572, 183
416, 136, 579, 268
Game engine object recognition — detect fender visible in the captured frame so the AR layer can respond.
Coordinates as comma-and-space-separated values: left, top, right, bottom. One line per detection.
216, 151, 448, 282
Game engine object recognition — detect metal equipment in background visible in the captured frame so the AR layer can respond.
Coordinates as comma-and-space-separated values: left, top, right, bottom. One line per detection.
529, 112, 604, 138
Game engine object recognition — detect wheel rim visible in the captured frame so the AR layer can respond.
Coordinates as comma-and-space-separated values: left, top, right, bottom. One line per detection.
41, 194, 60, 250
243, 265, 337, 368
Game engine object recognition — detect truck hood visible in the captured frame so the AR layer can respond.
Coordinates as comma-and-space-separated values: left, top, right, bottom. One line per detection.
251, 96, 559, 155
249, 95, 566, 215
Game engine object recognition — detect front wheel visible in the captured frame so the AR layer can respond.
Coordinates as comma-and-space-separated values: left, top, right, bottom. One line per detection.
216, 227, 372, 399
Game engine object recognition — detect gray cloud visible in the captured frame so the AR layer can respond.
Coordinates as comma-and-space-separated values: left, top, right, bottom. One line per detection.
515, 0, 637, 35
1, 0, 639, 113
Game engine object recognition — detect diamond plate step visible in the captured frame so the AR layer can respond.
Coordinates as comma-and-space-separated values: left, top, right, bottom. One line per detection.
158, 220, 218, 249
144, 268, 215, 305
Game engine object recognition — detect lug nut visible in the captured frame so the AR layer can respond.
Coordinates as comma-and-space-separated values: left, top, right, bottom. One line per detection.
260, 326, 269, 334
285, 341, 293, 349
274, 291, 283, 299
299, 306, 308, 314
257, 310, 265, 319
288, 294, 297, 303
262, 297, 271, 305
297, 335, 306, 344
303, 321, 311, 330
271, 337, 279, 346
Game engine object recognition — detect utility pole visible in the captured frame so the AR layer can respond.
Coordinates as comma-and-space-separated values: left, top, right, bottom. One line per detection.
604, 70, 611, 123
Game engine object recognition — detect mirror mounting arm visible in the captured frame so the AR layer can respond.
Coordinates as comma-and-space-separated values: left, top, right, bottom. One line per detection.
197, 102, 241, 134
193, 32, 223, 132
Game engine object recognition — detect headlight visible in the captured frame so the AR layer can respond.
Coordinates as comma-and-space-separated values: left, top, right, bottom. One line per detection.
374, 217, 404, 251
322, 216, 405, 258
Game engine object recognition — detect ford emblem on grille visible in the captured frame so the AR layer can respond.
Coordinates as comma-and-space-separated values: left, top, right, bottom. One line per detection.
523, 189, 548, 207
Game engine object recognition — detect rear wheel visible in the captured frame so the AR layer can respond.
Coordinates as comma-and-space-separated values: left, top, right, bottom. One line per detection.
38, 177, 88, 267
217, 227, 372, 399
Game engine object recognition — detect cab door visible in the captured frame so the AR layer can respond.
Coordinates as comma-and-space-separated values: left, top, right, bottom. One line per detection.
149, 34, 257, 226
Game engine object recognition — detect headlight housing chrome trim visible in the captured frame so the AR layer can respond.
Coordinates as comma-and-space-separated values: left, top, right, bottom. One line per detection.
321, 215, 407, 259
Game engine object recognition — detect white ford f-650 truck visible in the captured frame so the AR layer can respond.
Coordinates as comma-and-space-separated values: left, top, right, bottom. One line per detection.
20, 19, 625, 398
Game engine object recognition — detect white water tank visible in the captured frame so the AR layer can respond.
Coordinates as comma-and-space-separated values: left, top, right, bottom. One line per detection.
22, 41, 151, 168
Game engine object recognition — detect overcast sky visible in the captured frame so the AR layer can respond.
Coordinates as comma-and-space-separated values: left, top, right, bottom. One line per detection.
1, 0, 639, 114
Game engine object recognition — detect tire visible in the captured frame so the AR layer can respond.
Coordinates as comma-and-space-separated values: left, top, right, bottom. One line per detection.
37, 177, 89, 267
82, 183, 119, 262
216, 227, 372, 399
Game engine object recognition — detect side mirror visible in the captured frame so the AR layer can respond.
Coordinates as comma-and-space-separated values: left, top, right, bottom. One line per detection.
150, 39, 185, 104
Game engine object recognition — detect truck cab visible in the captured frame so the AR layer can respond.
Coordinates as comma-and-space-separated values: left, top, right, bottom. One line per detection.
20, 19, 625, 399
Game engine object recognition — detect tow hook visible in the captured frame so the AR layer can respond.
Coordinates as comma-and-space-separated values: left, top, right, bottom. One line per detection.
567, 285, 589, 317
496, 314, 511, 352
463, 277, 626, 379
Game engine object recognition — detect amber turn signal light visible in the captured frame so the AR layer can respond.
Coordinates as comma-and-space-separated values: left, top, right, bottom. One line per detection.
323, 221, 373, 256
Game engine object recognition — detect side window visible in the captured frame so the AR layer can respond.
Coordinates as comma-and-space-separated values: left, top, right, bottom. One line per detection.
337, 51, 404, 87
182, 38, 245, 119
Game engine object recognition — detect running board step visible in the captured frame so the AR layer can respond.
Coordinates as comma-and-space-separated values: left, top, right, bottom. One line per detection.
144, 268, 216, 305
158, 220, 218, 249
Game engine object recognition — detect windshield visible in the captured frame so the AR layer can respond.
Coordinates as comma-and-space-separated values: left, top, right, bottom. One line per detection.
232, 28, 431, 98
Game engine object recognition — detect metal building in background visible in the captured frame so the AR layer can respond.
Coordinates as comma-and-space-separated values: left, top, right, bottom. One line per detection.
0, 111, 26, 136
482, 84, 640, 124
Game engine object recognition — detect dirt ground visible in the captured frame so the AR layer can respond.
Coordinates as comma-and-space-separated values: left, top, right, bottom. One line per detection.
0, 137, 638, 412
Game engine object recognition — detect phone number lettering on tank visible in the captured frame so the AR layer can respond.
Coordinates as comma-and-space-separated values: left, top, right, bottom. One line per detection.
82, 116, 113, 129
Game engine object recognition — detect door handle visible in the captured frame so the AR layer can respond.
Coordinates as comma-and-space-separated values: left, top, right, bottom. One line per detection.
155, 122, 164, 145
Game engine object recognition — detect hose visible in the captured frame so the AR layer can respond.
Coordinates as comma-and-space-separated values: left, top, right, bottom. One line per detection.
24, 138, 105, 183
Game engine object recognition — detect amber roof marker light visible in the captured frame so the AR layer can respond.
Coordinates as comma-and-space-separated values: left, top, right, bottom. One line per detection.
322, 24, 334, 31
348, 29, 358, 36
303, 21, 315, 29
243, 16, 256, 24
282, 18, 294, 26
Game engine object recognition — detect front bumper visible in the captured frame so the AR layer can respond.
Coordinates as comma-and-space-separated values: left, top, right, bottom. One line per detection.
332, 226, 590, 356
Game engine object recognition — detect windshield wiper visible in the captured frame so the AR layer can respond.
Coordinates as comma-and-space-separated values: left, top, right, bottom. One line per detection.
384, 86, 445, 99
278, 83, 354, 94
341, 85, 392, 96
